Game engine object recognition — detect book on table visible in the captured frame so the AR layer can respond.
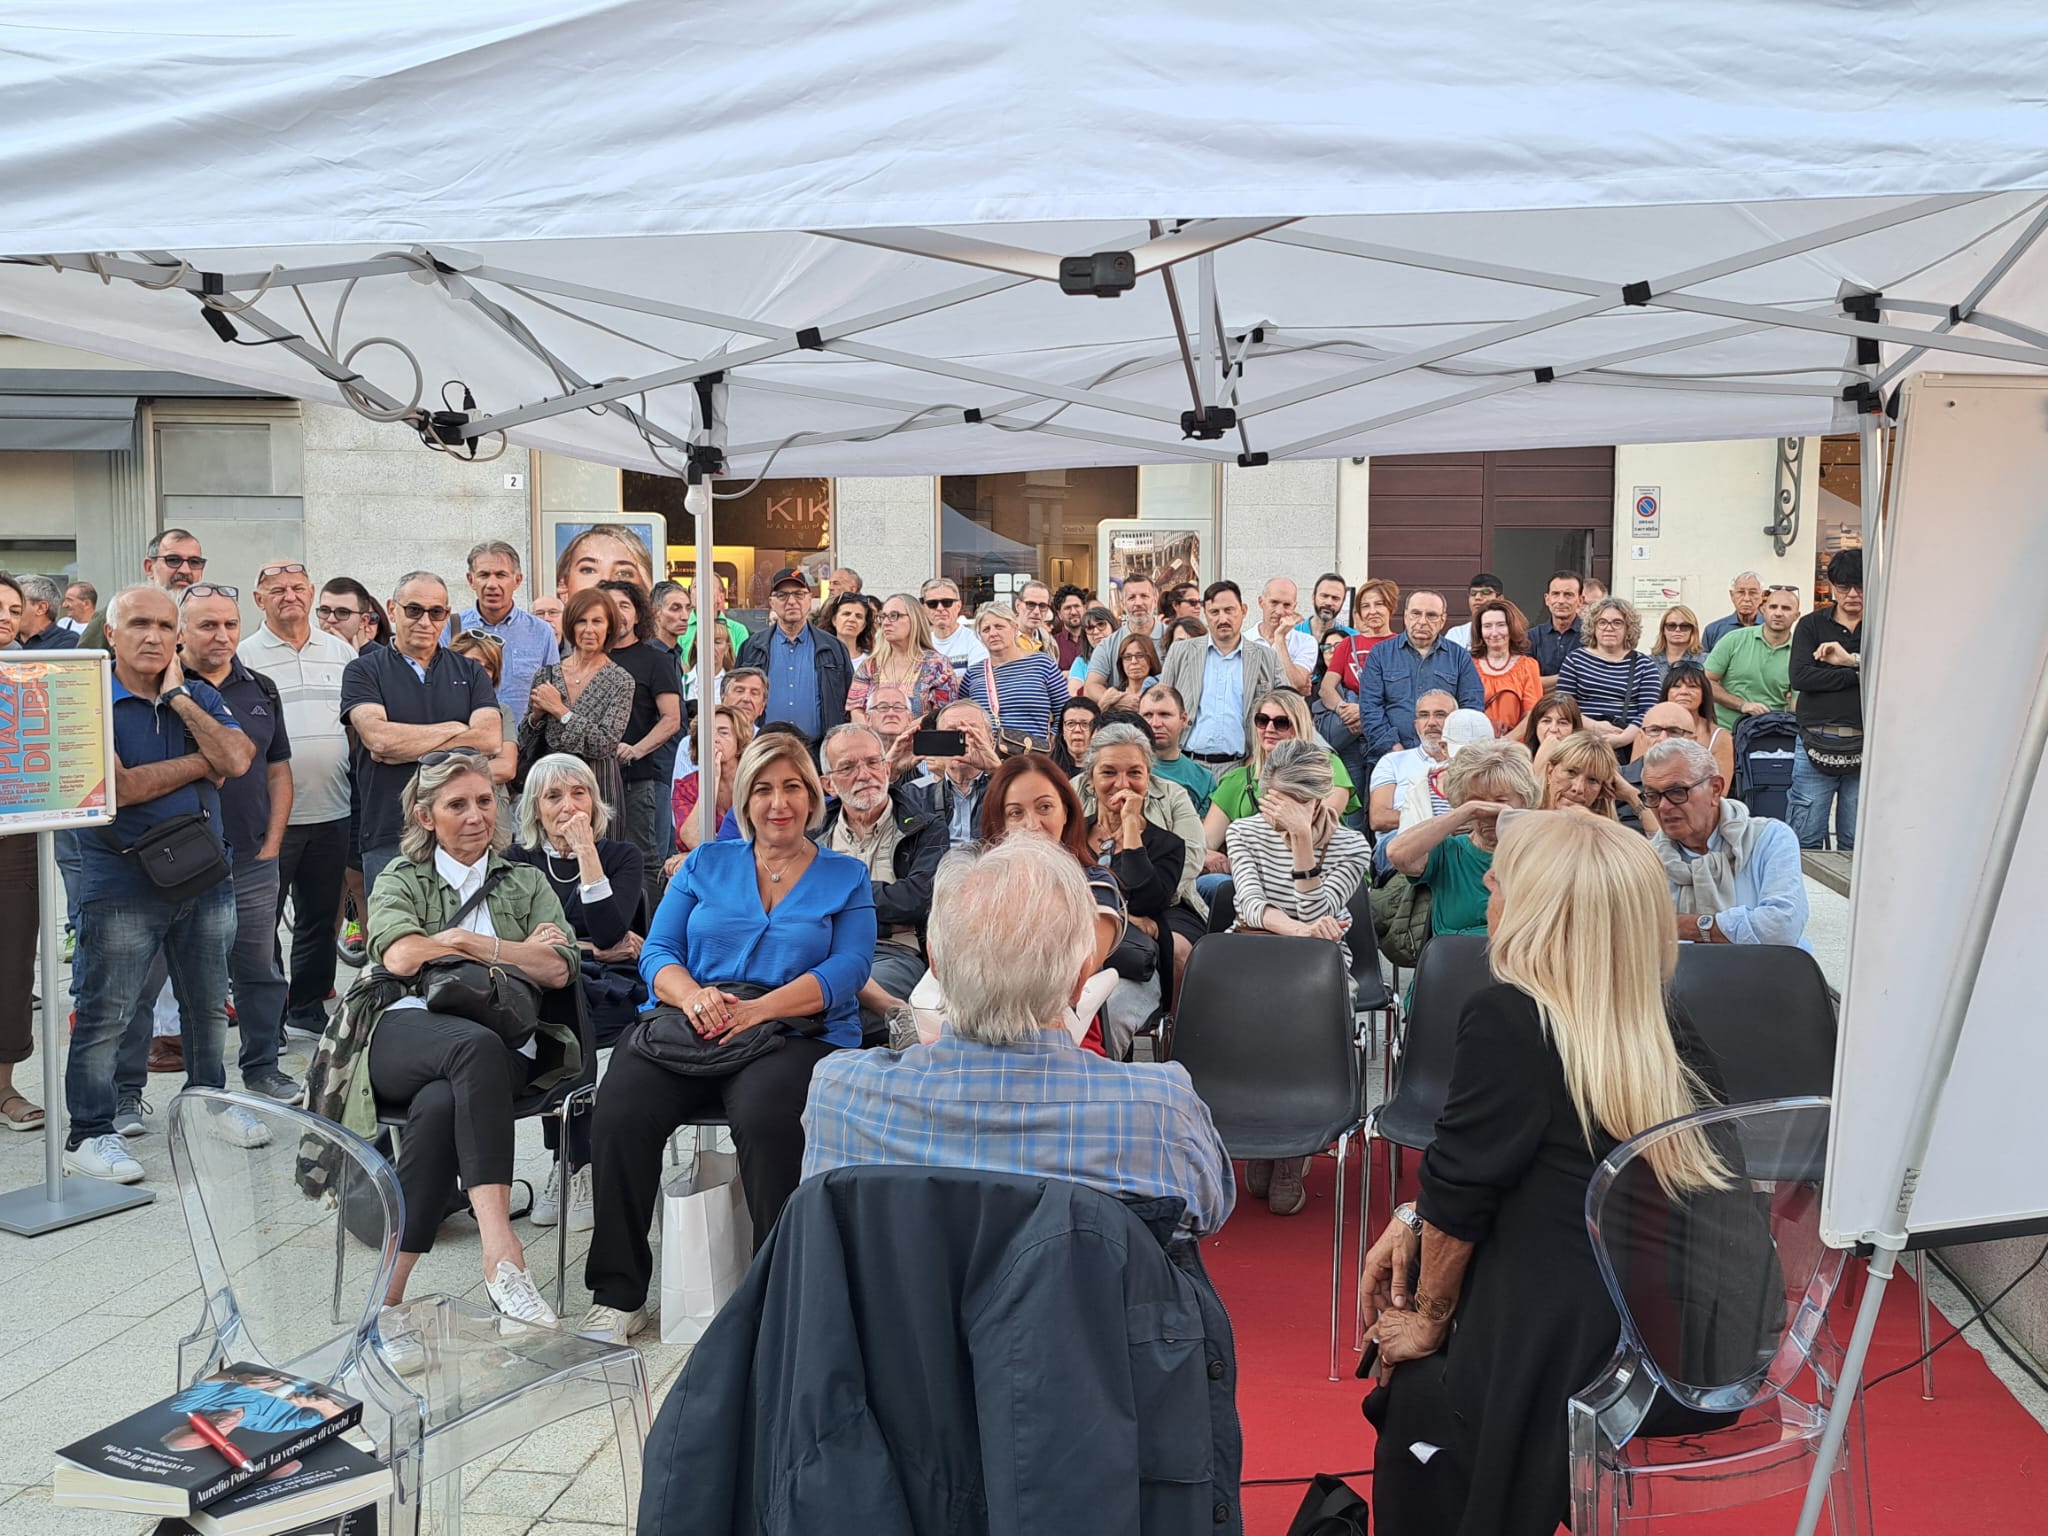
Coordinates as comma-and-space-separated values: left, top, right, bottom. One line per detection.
154, 1437, 387, 1536
54, 1362, 362, 1517
155, 1495, 380, 1536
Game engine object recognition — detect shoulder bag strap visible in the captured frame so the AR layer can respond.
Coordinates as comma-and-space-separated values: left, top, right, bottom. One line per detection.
982, 658, 1001, 725
449, 863, 511, 928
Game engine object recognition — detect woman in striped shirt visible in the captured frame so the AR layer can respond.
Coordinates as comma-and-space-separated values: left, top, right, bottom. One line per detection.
1556, 597, 1661, 759
963, 601, 1071, 746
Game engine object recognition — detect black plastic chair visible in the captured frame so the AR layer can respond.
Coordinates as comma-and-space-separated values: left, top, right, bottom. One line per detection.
1170, 932, 1364, 1379
1202, 877, 1396, 1064
1668, 943, 1837, 1108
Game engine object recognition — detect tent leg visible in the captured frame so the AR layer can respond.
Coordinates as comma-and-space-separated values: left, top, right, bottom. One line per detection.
1795, 1244, 1895, 1536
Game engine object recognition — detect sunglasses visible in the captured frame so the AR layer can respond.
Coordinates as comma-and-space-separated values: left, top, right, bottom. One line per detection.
419, 747, 488, 767
923, 597, 959, 610
257, 562, 308, 581
154, 553, 207, 570
1640, 775, 1713, 809
1253, 713, 1295, 730
1663, 620, 1694, 631
180, 583, 240, 602
315, 604, 360, 621
1765, 584, 1800, 594
396, 603, 451, 623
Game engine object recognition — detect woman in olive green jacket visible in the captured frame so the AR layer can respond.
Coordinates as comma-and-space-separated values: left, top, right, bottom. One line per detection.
308, 750, 579, 1330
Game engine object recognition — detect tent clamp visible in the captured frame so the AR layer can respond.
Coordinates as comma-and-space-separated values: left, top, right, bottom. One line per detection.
1236, 451, 1269, 467
1843, 291, 1884, 366
796, 328, 825, 350
962, 408, 984, 423
1180, 406, 1236, 439
1842, 380, 1884, 415
1621, 280, 1652, 306
1058, 252, 1136, 298
685, 443, 726, 480
1532, 366, 1556, 383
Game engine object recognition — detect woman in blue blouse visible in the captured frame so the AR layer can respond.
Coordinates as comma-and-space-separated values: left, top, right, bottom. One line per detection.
579, 732, 875, 1344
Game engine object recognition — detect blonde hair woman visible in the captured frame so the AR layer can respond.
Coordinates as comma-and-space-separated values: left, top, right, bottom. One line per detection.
1647, 602, 1706, 681
579, 731, 876, 1345
848, 591, 959, 720
1361, 810, 1729, 1536
1201, 688, 1357, 859
1537, 729, 1639, 821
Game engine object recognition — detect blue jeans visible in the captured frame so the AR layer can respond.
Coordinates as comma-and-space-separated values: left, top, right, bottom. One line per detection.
1787, 740, 1860, 851
1195, 871, 1233, 903
68, 882, 234, 1146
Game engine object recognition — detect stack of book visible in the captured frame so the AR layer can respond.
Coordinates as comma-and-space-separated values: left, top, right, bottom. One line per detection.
54, 1364, 386, 1536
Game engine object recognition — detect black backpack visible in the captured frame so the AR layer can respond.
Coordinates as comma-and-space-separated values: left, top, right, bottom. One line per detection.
1732, 711, 1799, 822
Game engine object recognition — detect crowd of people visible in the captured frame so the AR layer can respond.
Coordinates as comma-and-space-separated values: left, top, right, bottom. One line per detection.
1, 531, 1864, 1530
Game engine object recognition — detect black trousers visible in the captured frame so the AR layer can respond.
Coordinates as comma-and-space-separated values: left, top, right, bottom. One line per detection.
274, 816, 350, 1022
0, 834, 36, 1065
367, 1009, 532, 1254
584, 1036, 836, 1311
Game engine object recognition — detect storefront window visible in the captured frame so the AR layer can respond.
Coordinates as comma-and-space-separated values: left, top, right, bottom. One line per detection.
938, 468, 1140, 607
1815, 433, 1870, 609
622, 473, 831, 618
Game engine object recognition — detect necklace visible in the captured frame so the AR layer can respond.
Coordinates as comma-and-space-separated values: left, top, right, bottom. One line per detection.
758, 846, 807, 883
543, 847, 580, 883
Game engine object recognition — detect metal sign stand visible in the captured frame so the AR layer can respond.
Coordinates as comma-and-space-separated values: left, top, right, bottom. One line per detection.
0, 831, 155, 1234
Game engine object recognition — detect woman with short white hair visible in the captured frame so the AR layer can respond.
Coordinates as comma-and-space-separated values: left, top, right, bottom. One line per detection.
1387, 738, 1543, 938
579, 732, 877, 1345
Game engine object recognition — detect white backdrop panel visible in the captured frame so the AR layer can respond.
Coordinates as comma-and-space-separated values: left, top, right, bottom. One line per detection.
1822, 373, 2048, 1246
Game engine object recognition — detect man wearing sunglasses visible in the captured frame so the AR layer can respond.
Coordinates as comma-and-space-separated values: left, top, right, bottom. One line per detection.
1641, 737, 1809, 950
242, 559, 359, 1035
455, 540, 559, 724
78, 527, 207, 650
338, 571, 502, 888
918, 577, 988, 670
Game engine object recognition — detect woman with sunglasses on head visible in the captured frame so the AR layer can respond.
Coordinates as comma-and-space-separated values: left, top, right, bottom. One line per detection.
847, 592, 959, 722
526, 588, 635, 816
304, 751, 581, 1342
1646, 602, 1706, 681
1656, 661, 1736, 784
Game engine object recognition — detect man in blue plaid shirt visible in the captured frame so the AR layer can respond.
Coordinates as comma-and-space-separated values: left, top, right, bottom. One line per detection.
801, 837, 1235, 1236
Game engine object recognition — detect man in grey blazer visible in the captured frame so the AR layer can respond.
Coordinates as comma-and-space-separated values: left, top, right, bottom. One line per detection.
1157, 580, 1285, 783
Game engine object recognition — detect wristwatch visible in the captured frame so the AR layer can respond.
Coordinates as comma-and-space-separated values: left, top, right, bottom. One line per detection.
1698, 913, 1717, 938
159, 684, 190, 707
1393, 1203, 1423, 1234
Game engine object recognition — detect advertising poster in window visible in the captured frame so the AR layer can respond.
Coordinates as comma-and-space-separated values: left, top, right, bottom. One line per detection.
0, 651, 115, 834
1097, 525, 1202, 609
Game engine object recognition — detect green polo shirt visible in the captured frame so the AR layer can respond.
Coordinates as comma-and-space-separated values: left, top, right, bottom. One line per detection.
1209, 750, 1359, 820
1704, 625, 1794, 729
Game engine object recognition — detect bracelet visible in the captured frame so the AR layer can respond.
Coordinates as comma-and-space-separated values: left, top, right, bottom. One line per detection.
1291, 864, 1324, 880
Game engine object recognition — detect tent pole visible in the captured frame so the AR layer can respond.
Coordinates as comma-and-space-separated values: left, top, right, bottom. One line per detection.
689, 378, 728, 845
1793, 460, 2048, 1536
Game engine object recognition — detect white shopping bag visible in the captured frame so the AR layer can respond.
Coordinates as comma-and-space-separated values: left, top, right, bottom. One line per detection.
658, 1146, 754, 1344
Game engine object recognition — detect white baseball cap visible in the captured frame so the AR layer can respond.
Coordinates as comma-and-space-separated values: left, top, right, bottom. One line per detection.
1442, 709, 1496, 757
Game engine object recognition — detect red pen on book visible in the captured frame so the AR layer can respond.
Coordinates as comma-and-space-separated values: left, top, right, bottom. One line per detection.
185, 1412, 254, 1472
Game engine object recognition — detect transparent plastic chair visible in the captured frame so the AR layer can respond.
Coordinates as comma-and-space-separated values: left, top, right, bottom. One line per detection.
1568, 1096, 1869, 1535
168, 1088, 650, 1535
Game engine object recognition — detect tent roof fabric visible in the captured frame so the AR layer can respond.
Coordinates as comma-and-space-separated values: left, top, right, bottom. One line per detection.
3, 3, 2046, 476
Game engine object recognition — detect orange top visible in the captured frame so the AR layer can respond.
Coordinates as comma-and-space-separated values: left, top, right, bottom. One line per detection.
1478, 655, 1543, 736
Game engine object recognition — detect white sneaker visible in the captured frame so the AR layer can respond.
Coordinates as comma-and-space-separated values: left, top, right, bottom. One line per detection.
578, 1303, 649, 1345
65, 1133, 145, 1184
207, 1103, 273, 1149
531, 1163, 594, 1233
377, 1309, 427, 1376
113, 1096, 152, 1138
485, 1261, 558, 1327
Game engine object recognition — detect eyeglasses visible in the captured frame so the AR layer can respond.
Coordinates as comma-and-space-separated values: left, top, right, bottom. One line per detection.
1019, 599, 1050, 612
1662, 620, 1694, 631
1253, 713, 1295, 730
314, 605, 360, 622
923, 597, 959, 610
257, 562, 308, 581
771, 586, 810, 599
1593, 616, 1627, 628
1640, 723, 1694, 739
179, 583, 239, 602
396, 603, 451, 623
419, 747, 488, 767
1640, 775, 1713, 809
879, 609, 910, 623
153, 553, 207, 571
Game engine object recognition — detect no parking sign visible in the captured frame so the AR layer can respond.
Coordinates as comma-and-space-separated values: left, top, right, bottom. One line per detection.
1631, 486, 1661, 538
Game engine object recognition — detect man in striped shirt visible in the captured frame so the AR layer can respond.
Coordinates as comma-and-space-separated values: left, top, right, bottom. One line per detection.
801, 836, 1234, 1237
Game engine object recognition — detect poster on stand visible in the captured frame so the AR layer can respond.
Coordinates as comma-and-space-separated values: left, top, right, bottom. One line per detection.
0, 650, 115, 835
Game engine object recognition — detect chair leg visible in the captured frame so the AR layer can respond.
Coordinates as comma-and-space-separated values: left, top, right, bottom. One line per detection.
333, 1163, 351, 1327
1915, 1251, 1935, 1401
1329, 1130, 1350, 1382
1355, 1130, 1371, 1352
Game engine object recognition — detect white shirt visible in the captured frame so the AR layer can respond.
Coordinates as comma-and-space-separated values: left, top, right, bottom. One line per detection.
1254, 625, 1318, 677
238, 622, 358, 824
387, 847, 537, 1057
1445, 622, 1473, 651
58, 615, 86, 635
929, 623, 990, 669
1370, 744, 1451, 817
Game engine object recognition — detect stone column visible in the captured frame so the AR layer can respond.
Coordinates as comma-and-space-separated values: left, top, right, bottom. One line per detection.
832, 475, 938, 597
1219, 458, 1341, 597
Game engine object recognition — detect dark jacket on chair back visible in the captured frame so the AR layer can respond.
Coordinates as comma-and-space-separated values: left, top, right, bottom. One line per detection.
639, 1165, 1244, 1536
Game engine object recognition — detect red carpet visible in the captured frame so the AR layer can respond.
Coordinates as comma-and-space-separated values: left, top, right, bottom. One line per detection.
1203, 1148, 2047, 1534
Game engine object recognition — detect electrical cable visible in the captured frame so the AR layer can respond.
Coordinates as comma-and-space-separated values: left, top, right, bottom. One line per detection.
1864, 1237, 2048, 1389
1241, 1467, 1372, 1488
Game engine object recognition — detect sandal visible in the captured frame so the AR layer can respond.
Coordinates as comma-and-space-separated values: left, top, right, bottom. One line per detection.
0, 1093, 45, 1131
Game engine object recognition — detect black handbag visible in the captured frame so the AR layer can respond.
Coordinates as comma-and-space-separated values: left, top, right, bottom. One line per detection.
621, 983, 826, 1076
411, 867, 543, 1049
99, 808, 231, 903
1798, 719, 1863, 776
1285, 1473, 1370, 1535
510, 709, 550, 794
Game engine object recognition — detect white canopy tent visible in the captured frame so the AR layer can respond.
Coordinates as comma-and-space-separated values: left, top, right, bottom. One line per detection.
7, 6, 2048, 1530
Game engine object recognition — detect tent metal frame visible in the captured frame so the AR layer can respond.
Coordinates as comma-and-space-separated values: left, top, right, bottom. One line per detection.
16, 193, 2048, 1534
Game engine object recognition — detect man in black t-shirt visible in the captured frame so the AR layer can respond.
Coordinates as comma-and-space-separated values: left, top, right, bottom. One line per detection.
599, 579, 683, 913
337, 571, 501, 888
1786, 548, 1864, 851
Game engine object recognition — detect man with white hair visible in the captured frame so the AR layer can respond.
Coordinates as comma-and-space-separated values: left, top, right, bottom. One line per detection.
818, 723, 949, 1032
800, 836, 1235, 1237
14, 572, 73, 650
1641, 737, 1810, 949
1702, 570, 1766, 652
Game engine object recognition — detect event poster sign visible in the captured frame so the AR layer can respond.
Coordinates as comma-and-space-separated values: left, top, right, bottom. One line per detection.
0, 651, 115, 834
